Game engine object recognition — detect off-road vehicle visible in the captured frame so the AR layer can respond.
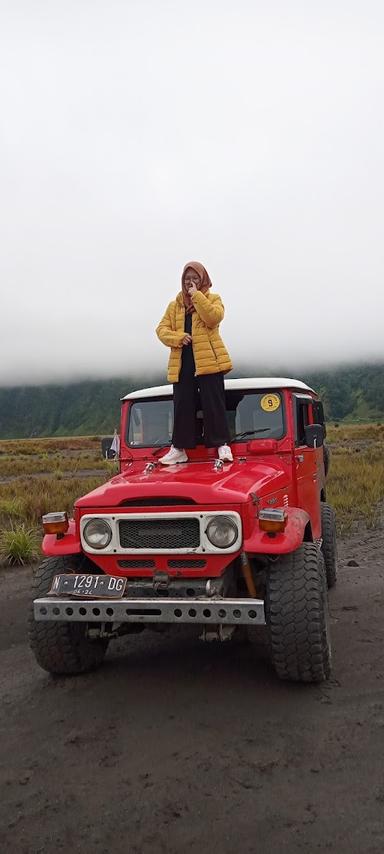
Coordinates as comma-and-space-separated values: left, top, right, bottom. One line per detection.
30, 377, 336, 683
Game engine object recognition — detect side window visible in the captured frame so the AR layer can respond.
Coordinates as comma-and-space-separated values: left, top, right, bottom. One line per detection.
294, 396, 312, 447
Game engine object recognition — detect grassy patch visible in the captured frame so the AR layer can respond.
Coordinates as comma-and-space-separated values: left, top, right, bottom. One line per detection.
0, 437, 112, 562
0, 497, 25, 518
326, 424, 384, 533
0, 450, 110, 478
0, 476, 107, 526
327, 423, 384, 442
0, 523, 40, 566
0, 436, 102, 455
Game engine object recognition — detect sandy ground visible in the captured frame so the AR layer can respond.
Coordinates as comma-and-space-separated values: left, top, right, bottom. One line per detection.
0, 530, 383, 854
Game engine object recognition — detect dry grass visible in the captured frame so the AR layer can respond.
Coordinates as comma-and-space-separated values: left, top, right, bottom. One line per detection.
0, 436, 101, 455
0, 476, 111, 526
326, 423, 384, 533
0, 452, 111, 478
0, 436, 115, 564
327, 423, 384, 442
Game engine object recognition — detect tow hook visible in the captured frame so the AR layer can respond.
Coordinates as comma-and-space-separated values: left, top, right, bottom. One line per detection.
87, 624, 144, 639
153, 571, 170, 593
87, 624, 119, 640
199, 625, 235, 642
205, 579, 221, 597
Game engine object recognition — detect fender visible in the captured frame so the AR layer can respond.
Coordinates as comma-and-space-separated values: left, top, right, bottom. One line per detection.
243, 507, 310, 555
42, 519, 81, 557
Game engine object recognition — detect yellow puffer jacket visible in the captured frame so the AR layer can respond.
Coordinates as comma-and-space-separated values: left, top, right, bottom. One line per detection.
156, 290, 232, 383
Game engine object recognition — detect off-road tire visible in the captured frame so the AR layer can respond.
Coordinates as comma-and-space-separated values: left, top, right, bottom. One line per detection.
321, 502, 338, 588
265, 543, 331, 683
29, 556, 108, 675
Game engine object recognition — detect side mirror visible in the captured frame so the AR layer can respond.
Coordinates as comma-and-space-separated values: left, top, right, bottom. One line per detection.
101, 437, 114, 459
304, 424, 324, 449
312, 401, 326, 437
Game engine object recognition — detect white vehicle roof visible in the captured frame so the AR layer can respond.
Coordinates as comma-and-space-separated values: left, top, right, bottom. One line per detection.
122, 377, 315, 400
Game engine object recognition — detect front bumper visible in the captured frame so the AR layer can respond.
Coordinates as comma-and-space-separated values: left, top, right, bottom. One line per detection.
33, 596, 266, 626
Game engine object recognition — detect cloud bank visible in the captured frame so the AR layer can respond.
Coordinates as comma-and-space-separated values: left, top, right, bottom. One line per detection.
1, 1, 383, 385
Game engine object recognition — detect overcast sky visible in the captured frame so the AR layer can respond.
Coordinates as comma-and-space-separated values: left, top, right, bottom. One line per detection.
1, 0, 384, 386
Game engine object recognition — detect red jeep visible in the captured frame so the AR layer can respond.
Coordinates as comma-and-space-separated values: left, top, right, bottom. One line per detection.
30, 377, 336, 683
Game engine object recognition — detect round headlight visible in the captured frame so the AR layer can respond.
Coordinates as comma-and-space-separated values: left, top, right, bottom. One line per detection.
206, 515, 238, 549
83, 519, 112, 550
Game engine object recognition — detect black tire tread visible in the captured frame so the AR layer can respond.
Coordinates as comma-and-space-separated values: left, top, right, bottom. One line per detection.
321, 502, 338, 588
265, 543, 331, 683
29, 556, 108, 675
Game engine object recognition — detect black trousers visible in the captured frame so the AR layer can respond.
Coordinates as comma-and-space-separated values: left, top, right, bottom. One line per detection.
172, 370, 230, 449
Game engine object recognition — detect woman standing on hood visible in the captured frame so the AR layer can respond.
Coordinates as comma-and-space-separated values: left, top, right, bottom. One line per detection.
156, 261, 233, 464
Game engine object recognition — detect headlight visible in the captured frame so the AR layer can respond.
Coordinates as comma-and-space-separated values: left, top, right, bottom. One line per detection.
205, 515, 238, 549
83, 519, 112, 549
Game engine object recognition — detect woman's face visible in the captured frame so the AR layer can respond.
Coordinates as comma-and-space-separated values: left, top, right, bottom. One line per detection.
184, 267, 201, 290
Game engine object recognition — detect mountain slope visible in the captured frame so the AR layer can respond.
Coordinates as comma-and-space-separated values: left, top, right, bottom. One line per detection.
0, 364, 383, 439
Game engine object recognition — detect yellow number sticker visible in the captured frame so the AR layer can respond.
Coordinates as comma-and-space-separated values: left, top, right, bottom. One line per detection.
260, 393, 280, 413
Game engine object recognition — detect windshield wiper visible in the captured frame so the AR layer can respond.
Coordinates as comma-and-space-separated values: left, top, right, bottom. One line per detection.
232, 428, 271, 441
151, 444, 171, 457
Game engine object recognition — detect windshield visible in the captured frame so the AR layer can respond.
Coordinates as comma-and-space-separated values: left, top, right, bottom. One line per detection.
127, 391, 285, 448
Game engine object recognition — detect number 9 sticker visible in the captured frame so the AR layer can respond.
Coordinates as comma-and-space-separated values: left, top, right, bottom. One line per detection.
260, 393, 281, 413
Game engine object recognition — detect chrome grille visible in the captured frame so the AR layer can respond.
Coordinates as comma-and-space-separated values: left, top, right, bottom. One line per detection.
119, 518, 200, 550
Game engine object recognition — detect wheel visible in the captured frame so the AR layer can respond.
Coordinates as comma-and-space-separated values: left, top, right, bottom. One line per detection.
265, 543, 331, 683
323, 443, 331, 477
29, 556, 109, 675
321, 502, 338, 588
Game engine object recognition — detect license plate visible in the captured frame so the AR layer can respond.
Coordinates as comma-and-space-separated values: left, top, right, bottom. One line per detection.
49, 574, 127, 598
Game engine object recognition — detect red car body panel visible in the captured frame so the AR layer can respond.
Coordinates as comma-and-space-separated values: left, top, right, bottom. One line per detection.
42, 519, 81, 556
243, 507, 310, 554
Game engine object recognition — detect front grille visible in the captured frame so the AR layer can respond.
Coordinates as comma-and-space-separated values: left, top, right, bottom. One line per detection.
118, 559, 155, 568
119, 518, 200, 550
168, 559, 206, 568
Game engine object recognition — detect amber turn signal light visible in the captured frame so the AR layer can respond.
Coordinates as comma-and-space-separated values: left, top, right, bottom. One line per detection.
42, 512, 69, 535
258, 508, 287, 534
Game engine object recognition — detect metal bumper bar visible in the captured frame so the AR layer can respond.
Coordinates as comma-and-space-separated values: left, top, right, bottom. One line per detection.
33, 597, 266, 626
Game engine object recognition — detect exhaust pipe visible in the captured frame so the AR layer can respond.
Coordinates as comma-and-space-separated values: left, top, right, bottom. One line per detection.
240, 552, 257, 598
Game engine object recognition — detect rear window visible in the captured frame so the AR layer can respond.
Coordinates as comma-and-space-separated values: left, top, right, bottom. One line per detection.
127, 390, 285, 448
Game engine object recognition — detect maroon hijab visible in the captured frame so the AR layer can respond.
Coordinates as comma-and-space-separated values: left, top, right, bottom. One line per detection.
181, 261, 212, 313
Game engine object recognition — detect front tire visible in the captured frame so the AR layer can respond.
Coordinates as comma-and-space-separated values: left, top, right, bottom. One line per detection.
265, 543, 331, 683
29, 556, 108, 675
321, 502, 338, 588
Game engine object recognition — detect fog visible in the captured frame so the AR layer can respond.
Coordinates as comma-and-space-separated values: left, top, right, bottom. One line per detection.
1, 1, 384, 386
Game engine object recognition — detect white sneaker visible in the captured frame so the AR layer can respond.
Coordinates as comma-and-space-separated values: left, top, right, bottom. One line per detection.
218, 444, 233, 462
159, 445, 188, 465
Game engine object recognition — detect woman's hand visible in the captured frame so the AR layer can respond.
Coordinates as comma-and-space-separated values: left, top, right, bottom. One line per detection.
182, 334, 192, 346
188, 284, 198, 296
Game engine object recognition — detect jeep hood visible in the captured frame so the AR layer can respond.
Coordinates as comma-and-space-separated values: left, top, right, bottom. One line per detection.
75, 457, 292, 508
